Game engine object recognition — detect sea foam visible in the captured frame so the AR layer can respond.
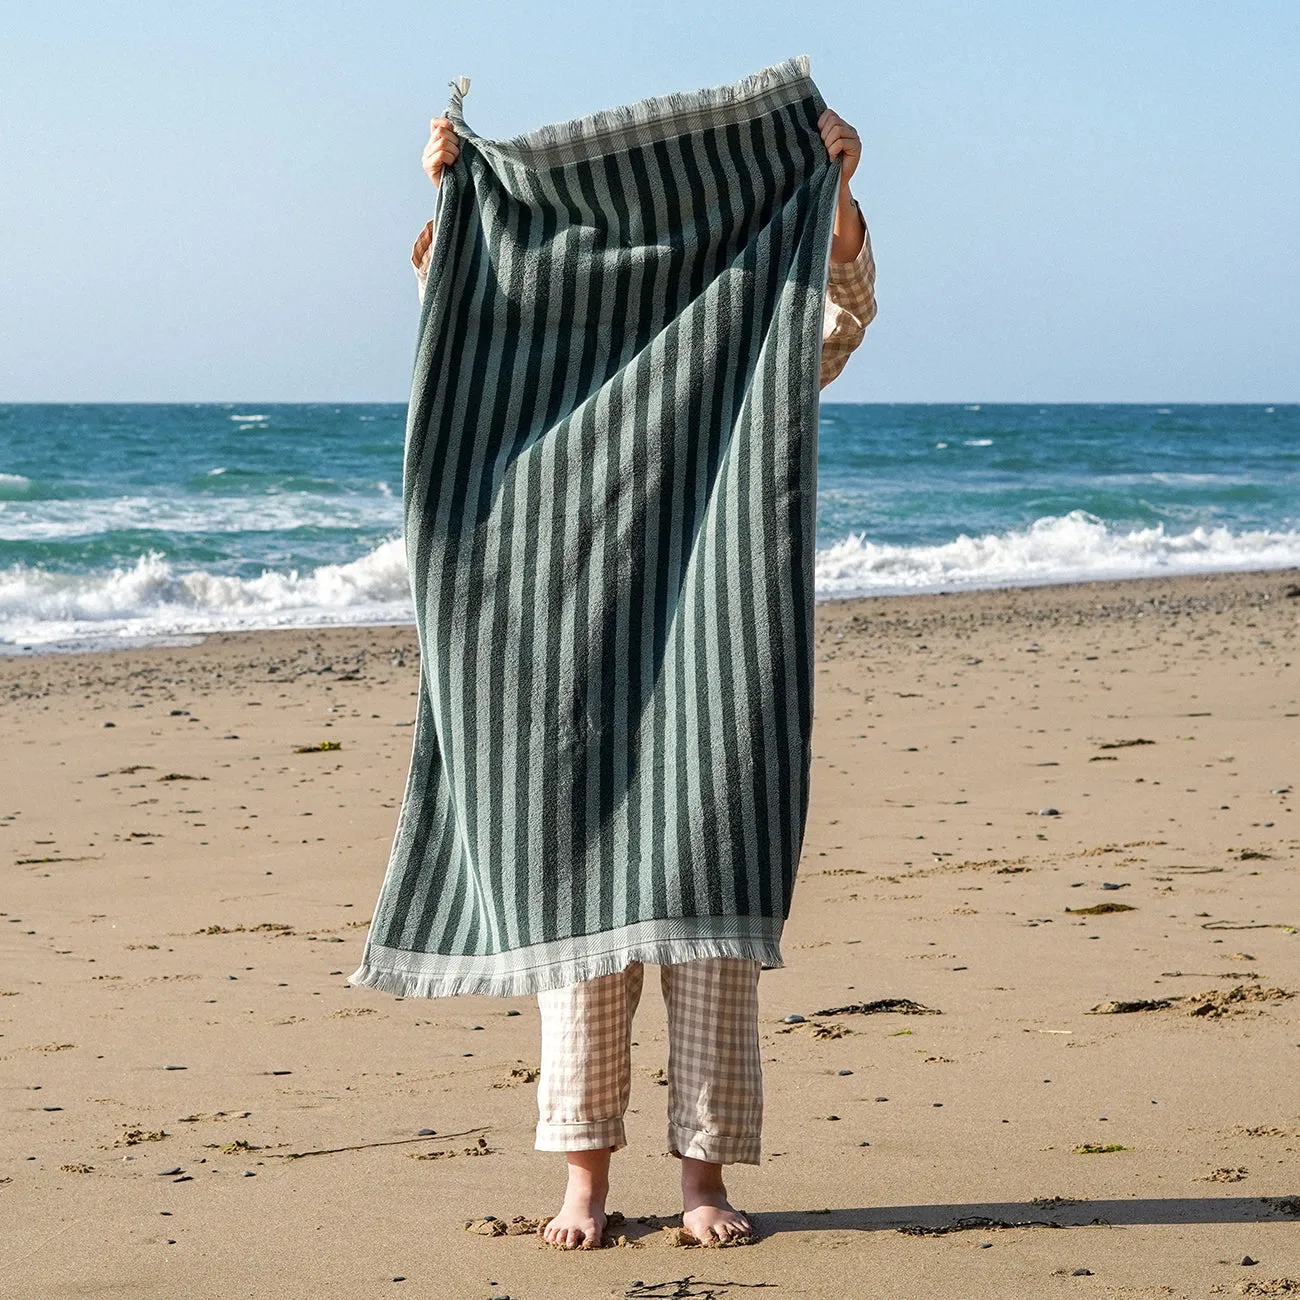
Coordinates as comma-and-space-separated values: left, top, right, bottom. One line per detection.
815, 510, 1300, 597
0, 538, 411, 646
2, 511, 1299, 648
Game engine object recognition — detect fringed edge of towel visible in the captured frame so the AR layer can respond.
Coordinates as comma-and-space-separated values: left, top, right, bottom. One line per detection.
348, 923, 785, 1000
446, 55, 822, 168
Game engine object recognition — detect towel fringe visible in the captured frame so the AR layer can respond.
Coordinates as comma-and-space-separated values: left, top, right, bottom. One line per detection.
446, 56, 817, 160
349, 937, 785, 1001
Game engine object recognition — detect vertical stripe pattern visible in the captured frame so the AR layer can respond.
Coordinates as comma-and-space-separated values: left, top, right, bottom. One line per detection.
351, 56, 841, 999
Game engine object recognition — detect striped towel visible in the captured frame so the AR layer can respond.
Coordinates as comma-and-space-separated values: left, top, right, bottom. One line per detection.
351, 56, 842, 999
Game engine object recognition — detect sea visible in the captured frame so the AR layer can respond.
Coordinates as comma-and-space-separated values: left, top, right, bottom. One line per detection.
0, 403, 1296, 653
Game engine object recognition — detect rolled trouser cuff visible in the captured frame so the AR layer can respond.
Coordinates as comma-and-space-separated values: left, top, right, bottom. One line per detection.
667, 1122, 760, 1167
535, 1117, 627, 1152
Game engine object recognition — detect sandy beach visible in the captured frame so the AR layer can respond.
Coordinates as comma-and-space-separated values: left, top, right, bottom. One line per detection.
3, 567, 1299, 1299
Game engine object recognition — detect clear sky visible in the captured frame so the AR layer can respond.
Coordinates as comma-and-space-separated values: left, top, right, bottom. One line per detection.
1, 1, 1297, 402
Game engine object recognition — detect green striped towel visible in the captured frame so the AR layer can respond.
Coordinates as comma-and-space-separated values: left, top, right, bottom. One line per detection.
351, 56, 842, 998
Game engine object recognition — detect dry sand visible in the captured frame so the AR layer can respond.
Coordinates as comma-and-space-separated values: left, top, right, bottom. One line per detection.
2, 568, 1299, 1299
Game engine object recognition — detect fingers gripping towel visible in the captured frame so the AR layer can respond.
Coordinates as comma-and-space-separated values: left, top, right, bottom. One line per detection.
350, 56, 842, 999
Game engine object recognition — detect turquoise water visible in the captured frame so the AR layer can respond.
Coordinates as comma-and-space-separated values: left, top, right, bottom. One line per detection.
1, 403, 1297, 649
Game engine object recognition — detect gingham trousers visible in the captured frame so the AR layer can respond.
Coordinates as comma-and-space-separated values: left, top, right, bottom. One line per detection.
535, 958, 763, 1166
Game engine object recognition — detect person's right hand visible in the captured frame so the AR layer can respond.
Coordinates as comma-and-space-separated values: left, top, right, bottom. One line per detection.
422, 117, 461, 186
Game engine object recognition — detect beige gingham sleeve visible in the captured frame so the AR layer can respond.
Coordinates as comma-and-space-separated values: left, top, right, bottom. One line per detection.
412, 219, 434, 304
820, 201, 877, 390
411, 201, 877, 388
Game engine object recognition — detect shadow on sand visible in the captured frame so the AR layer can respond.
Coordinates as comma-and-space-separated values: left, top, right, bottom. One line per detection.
610, 1196, 1300, 1244
746, 1196, 1300, 1238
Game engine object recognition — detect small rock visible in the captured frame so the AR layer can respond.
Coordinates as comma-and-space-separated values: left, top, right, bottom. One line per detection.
103, 721, 116, 728
506, 1009, 521, 1017
838, 1069, 853, 1076
1101, 882, 1129, 890
1038, 807, 1060, 817
242, 1170, 256, 1177
172, 1175, 193, 1183
1271, 787, 1292, 795
417, 1128, 437, 1137
159, 1167, 183, 1176
1071, 1268, 1092, 1276
1242, 1256, 1258, 1266
164, 1065, 187, 1071
783, 1013, 806, 1024
392, 1277, 405, 1283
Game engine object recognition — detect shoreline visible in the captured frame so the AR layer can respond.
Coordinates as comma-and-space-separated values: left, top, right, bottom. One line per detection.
4, 563, 1299, 660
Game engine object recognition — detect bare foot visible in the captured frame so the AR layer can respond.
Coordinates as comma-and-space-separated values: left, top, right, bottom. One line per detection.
680, 1156, 753, 1245
539, 1149, 611, 1250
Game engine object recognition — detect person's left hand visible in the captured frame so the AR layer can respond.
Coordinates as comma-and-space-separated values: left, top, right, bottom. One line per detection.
818, 109, 861, 186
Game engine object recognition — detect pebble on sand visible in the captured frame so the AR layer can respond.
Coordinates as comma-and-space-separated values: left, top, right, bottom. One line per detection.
783, 1013, 806, 1023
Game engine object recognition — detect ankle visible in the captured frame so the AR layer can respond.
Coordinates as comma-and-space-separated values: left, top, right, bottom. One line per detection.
680, 1156, 727, 1196
563, 1149, 612, 1199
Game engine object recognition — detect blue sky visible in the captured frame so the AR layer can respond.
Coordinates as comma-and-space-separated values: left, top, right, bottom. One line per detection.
1, 1, 1296, 402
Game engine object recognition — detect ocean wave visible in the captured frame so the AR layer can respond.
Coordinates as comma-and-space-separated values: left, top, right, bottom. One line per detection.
3, 512, 1299, 647
0, 538, 412, 646
814, 510, 1300, 597
0, 492, 401, 541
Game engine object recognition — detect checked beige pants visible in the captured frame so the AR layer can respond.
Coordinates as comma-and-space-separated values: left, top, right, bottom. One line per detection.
535, 958, 763, 1166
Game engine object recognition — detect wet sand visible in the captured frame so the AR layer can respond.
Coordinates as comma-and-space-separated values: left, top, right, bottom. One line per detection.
3, 567, 1299, 1299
